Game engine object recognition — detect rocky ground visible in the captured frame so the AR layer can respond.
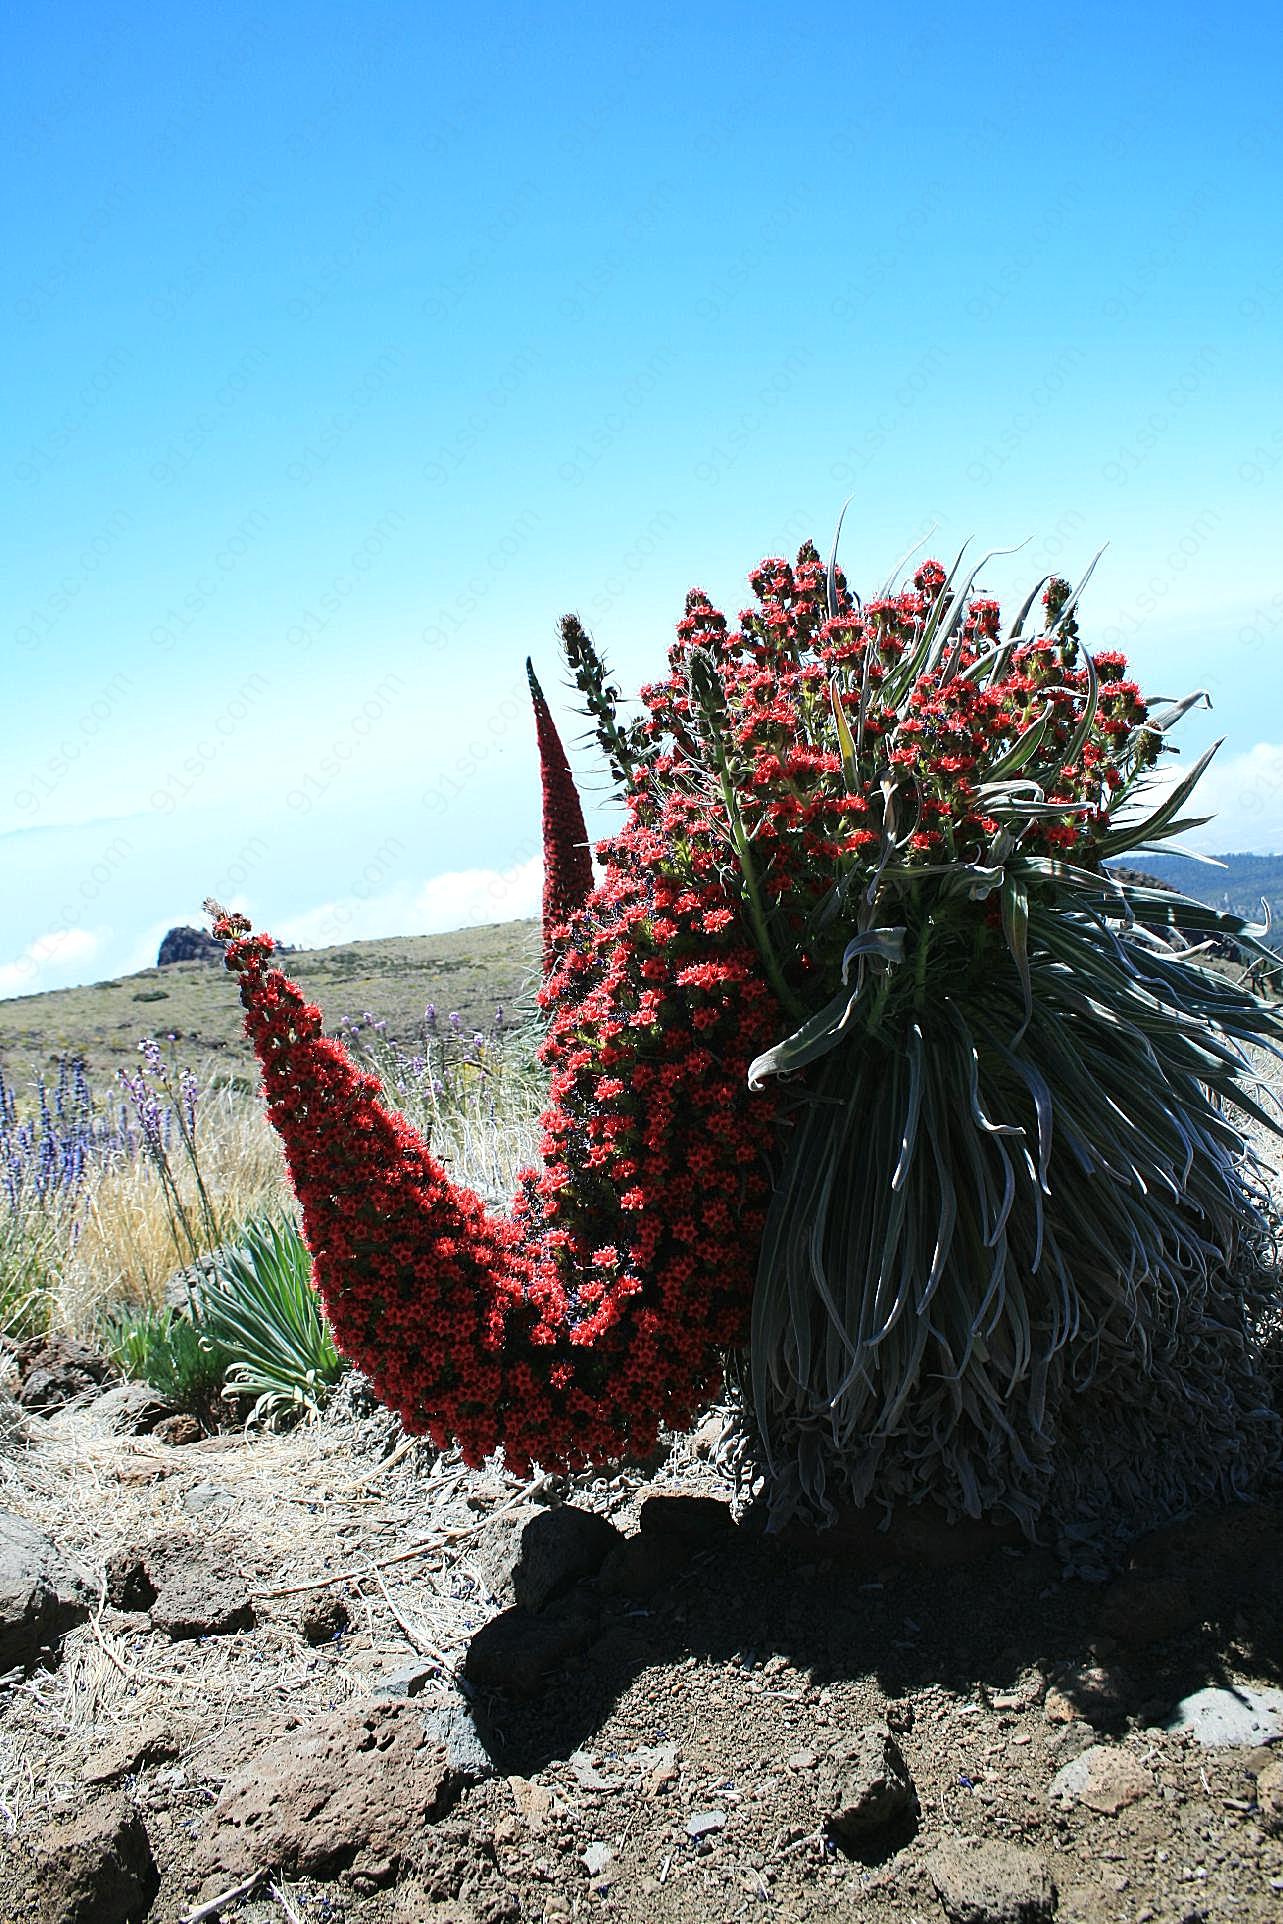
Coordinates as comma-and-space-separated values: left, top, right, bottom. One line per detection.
0, 1344, 1281, 1924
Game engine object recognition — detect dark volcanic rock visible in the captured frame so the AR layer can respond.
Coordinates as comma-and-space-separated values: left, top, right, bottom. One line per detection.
152, 1411, 202, 1446
12, 1333, 113, 1413
639, 1492, 736, 1549
105, 1546, 159, 1612
157, 924, 224, 966
597, 1532, 688, 1598
105, 1532, 253, 1637
929, 1837, 1057, 1923
419, 1699, 494, 1783
473, 1500, 621, 1611
298, 1590, 351, 1645
197, 1702, 460, 1888
150, 1559, 255, 1639
93, 1382, 182, 1436
161, 1250, 221, 1314
84, 1716, 182, 1786
0, 1508, 90, 1672
510, 1503, 622, 1609
1258, 1754, 1283, 1834
464, 1603, 597, 1696
26, 1795, 158, 1923
104, 1533, 197, 1611
818, 1723, 918, 1845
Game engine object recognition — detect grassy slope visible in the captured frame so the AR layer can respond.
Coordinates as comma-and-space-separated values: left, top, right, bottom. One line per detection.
0, 918, 541, 1087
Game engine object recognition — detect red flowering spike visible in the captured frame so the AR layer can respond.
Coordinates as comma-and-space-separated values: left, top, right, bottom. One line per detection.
209, 864, 780, 1476
527, 659, 593, 976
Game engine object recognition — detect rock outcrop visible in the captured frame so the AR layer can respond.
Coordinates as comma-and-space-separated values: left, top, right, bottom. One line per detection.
157, 925, 224, 967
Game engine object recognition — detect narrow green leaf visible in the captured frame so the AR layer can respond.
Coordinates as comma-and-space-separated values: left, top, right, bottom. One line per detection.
826, 495, 857, 621
1001, 870, 1032, 1043
1009, 575, 1050, 639
1099, 740, 1222, 858
830, 675, 859, 792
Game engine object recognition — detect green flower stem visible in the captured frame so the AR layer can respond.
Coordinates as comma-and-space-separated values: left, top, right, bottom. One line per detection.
914, 918, 933, 1006
712, 757, 808, 1023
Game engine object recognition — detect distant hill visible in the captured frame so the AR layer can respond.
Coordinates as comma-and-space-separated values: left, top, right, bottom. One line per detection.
0, 919, 541, 1087
4, 858, 1281, 1092
1129, 853, 1283, 933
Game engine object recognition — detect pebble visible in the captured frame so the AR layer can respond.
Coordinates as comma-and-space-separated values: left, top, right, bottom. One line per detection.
631, 1740, 679, 1797
179, 1482, 232, 1515
1049, 1743, 1152, 1815
1165, 1684, 1283, 1748
929, 1836, 1056, 1923
1255, 1755, 1283, 1835
508, 1774, 556, 1831
580, 1841, 613, 1881
685, 1808, 727, 1841
569, 1748, 623, 1792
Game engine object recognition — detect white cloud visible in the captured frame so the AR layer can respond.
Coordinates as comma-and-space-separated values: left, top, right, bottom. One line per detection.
275, 857, 543, 954
0, 927, 101, 999
414, 856, 542, 931
1138, 741, 1283, 854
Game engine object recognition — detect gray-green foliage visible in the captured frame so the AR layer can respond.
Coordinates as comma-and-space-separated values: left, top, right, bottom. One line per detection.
201, 1214, 345, 1425
104, 1215, 344, 1425
740, 542, 1283, 1541
749, 868, 1283, 1537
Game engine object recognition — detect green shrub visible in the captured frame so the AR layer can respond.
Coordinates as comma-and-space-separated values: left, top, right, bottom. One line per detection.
102, 1216, 343, 1425
202, 1215, 345, 1426
102, 1300, 231, 1407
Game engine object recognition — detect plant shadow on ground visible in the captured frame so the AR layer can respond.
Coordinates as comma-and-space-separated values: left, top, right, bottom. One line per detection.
467, 1493, 1283, 1807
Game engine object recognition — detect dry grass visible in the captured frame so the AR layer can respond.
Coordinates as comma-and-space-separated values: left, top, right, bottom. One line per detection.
403, 1049, 545, 1213
55, 1089, 290, 1333
0, 1384, 653, 1834
3, 1016, 546, 1345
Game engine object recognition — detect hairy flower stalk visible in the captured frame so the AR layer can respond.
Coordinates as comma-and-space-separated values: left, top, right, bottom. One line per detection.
527, 659, 594, 977
557, 613, 645, 793
210, 534, 1283, 1543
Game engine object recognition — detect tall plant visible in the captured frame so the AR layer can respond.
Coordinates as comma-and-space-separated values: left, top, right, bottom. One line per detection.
205, 534, 1283, 1539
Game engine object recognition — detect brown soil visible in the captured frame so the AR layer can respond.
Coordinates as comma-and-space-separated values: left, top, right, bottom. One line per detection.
0, 1386, 1280, 1924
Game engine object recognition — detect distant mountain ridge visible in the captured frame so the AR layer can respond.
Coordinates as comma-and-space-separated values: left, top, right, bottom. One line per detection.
1131, 853, 1283, 931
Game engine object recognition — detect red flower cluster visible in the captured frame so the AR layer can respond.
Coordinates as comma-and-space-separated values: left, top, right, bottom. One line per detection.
631, 544, 1156, 984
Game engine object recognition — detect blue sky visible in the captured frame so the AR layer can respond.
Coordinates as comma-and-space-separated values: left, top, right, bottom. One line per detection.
4, 0, 1282, 999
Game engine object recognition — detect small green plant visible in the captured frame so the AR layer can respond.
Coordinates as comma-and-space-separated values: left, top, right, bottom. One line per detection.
0, 1211, 57, 1339
102, 1301, 231, 1408
202, 1215, 345, 1426
101, 1217, 343, 1425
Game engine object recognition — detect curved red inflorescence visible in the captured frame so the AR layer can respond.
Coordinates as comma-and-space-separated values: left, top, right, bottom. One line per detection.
211, 846, 781, 1475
